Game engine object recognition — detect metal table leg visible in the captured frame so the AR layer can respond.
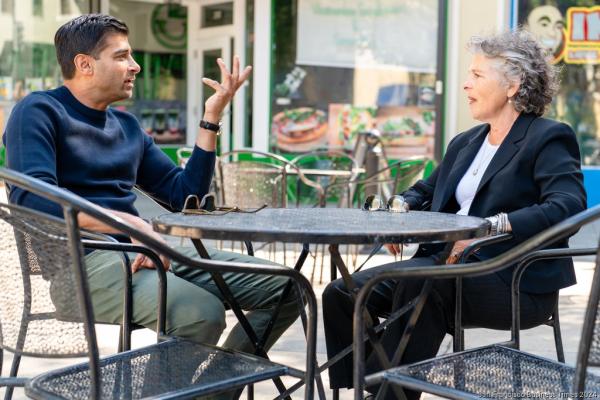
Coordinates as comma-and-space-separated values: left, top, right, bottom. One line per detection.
327, 244, 435, 400
191, 239, 291, 399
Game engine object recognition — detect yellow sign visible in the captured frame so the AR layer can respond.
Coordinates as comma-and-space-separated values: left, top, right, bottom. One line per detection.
564, 6, 600, 64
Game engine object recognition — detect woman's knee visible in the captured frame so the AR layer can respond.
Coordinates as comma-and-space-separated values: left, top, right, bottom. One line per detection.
323, 278, 351, 302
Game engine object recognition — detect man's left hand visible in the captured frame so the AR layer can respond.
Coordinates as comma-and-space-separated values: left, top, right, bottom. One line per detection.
202, 55, 252, 120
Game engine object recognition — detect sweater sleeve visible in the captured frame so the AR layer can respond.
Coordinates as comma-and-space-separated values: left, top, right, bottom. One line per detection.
135, 134, 216, 211
3, 94, 64, 217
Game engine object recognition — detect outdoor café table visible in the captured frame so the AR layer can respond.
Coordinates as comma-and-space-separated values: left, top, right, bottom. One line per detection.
152, 208, 489, 398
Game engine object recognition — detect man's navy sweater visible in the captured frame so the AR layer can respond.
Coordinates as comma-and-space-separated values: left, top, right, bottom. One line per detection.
3, 86, 215, 218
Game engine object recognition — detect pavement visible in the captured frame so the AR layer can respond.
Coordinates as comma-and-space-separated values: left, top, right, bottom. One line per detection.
2, 193, 599, 399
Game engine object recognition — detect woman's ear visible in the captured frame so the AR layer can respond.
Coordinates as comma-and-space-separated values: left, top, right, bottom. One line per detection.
73, 54, 94, 76
507, 80, 519, 99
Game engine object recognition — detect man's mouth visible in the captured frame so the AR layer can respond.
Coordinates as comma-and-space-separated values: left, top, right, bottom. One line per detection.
124, 78, 135, 88
468, 96, 476, 104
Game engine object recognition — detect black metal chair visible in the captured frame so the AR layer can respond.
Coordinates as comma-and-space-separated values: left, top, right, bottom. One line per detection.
216, 149, 322, 263
453, 235, 595, 363
351, 157, 428, 208
352, 205, 600, 400
0, 167, 317, 400
291, 150, 359, 208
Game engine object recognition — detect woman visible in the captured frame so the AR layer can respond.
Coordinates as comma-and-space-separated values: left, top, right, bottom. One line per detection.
322, 30, 587, 399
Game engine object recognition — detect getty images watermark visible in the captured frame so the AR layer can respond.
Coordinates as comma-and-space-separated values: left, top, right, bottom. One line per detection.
479, 392, 600, 399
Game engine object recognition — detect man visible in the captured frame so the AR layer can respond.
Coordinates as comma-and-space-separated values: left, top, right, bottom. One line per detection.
3, 14, 299, 355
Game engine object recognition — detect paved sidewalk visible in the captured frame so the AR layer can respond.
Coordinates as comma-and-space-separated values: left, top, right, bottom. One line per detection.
1, 194, 598, 399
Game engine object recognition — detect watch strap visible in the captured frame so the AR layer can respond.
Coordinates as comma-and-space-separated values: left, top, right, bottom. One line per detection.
199, 119, 221, 135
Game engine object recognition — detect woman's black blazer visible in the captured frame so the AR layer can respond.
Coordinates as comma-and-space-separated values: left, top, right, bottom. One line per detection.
402, 112, 587, 294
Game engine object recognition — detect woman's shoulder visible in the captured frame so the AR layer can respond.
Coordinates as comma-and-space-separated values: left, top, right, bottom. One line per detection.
527, 116, 577, 144
529, 116, 575, 135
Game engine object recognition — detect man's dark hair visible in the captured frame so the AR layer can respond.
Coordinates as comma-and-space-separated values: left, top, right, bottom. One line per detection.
54, 14, 129, 79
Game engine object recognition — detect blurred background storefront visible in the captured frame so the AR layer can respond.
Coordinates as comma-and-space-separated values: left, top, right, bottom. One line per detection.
0, 0, 446, 162
0, 0, 598, 202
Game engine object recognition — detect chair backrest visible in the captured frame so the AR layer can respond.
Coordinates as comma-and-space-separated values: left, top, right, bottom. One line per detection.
356, 158, 427, 205
291, 150, 360, 207
0, 199, 89, 359
176, 147, 194, 168
217, 150, 291, 208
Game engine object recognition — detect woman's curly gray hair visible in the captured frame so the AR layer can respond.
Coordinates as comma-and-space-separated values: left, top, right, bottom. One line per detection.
467, 30, 559, 116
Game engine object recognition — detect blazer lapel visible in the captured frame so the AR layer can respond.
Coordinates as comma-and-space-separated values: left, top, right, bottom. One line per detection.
436, 125, 488, 210
475, 113, 537, 195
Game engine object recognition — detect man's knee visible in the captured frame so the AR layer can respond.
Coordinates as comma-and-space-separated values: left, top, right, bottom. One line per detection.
167, 295, 226, 344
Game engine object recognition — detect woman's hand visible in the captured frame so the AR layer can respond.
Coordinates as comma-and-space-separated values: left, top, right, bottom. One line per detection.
445, 238, 478, 264
385, 243, 403, 256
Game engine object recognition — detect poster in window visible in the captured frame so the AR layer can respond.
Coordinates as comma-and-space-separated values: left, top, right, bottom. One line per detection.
520, 1, 600, 165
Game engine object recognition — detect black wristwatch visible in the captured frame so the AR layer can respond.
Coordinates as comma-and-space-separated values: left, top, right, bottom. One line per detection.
199, 119, 221, 135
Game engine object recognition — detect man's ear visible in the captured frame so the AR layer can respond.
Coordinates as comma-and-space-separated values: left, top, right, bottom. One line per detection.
73, 54, 94, 76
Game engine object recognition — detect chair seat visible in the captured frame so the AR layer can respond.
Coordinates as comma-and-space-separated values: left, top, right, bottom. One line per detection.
380, 345, 600, 400
26, 338, 300, 399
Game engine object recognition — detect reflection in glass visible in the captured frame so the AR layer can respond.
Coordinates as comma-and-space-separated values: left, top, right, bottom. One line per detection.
111, 0, 188, 145
0, 1, 90, 136
270, 0, 438, 160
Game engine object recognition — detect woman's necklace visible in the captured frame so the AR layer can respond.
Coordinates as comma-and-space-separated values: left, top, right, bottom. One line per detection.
472, 137, 493, 176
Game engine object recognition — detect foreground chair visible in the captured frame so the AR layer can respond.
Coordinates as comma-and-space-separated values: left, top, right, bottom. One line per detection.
453, 235, 595, 363
353, 204, 600, 399
0, 167, 317, 400
0, 186, 145, 400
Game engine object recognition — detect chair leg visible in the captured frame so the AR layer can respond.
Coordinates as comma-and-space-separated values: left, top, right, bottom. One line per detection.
319, 244, 326, 284
3, 354, 22, 400
551, 303, 565, 363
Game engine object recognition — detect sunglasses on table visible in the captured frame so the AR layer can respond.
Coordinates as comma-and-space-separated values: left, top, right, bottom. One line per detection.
362, 194, 409, 213
182, 193, 267, 215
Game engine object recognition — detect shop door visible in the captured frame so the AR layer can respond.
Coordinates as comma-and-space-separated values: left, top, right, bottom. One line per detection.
189, 36, 232, 153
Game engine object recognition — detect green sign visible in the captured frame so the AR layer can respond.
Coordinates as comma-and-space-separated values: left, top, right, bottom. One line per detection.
151, 4, 187, 50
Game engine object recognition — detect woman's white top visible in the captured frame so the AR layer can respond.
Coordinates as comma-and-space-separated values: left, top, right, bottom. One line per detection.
455, 135, 499, 215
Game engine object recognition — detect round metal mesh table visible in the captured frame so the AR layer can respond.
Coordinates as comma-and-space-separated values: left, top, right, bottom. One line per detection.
152, 208, 490, 245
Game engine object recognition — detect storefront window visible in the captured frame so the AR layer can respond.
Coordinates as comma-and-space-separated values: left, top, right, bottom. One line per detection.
111, 1, 188, 145
270, 0, 439, 160
518, 0, 600, 165
0, 1, 91, 142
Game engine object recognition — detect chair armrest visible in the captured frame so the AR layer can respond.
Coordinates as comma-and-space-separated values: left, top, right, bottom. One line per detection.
510, 247, 597, 347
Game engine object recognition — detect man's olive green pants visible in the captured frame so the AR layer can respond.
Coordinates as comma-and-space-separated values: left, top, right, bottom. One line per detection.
83, 245, 300, 354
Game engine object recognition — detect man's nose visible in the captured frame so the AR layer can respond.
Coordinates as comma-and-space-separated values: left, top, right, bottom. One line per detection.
130, 58, 141, 74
